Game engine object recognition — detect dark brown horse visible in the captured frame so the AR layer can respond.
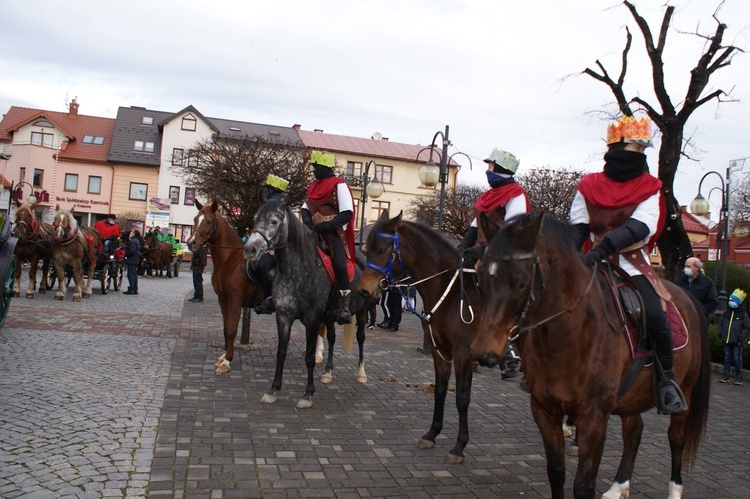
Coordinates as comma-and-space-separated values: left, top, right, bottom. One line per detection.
142, 232, 173, 278
188, 199, 261, 374
12, 200, 52, 298
50, 206, 101, 301
357, 211, 483, 464
470, 212, 710, 499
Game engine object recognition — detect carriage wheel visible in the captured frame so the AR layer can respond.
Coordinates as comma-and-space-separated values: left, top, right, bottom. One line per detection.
100, 265, 110, 295
112, 263, 123, 291
46, 264, 57, 290
0, 257, 16, 327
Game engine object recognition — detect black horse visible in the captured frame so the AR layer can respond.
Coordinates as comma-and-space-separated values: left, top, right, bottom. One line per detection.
243, 199, 369, 408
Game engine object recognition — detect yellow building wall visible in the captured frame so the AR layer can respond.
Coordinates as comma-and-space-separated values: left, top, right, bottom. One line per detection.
110, 164, 159, 220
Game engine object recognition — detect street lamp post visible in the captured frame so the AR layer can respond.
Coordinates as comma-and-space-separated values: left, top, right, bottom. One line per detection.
418, 125, 450, 233
359, 160, 384, 248
690, 168, 730, 312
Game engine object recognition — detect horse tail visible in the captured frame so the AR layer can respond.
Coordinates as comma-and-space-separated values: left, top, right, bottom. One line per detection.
343, 321, 355, 355
683, 310, 710, 468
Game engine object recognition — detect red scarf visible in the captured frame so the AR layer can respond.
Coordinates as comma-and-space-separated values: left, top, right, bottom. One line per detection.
578, 172, 666, 251
475, 183, 526, 213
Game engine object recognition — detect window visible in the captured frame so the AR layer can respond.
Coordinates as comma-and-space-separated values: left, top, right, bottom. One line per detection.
187, 150, 198, 167
142, 116, 153, 125
64, 173, 78, 192
31, 132, 54, 148
346, 161, 363, 177
184, 187, 195, 206
19, 168, 25, 183
129, 182, 148, 201
82, 135, 105, 145
170, 186, 180, 204
376, 164, 393, 184
370, 200, 390, 222
88, 176, 102, 194
134, 141, 155, 152
33, 120, 52, 127
33, 169, 43, 187
172, 148, 184, 166
181, 114, 197, 131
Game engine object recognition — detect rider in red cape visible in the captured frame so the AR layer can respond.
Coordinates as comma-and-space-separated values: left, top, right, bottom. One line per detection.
569, 115, 687, 415
458, 148, 528, 378
94, 213, 121, 255
301, 151, 357, 325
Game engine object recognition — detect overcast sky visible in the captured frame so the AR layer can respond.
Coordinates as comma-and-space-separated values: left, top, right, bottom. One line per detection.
2, 0, 748, 219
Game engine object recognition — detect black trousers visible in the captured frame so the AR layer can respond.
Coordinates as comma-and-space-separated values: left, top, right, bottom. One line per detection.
331, 236, 350, 292
632, 274, 674, 371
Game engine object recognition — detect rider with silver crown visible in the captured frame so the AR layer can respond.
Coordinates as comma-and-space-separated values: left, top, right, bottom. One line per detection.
570, 115, 687, 415
301, 151, 356, 325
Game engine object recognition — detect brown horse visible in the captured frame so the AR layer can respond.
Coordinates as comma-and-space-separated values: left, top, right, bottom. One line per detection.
188, 199, 261, 374
50, 206, 101, 301
142, 232, 173, 278
12, 200, 53, 298
357, 210, 483, 464
470, 212, 710, 499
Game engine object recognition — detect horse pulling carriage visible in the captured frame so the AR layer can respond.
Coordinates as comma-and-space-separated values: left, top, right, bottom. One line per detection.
141, 231, 181, 278
47, 248, 124, 295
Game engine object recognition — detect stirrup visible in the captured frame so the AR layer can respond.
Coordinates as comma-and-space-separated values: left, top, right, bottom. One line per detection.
655, 379, 688, 415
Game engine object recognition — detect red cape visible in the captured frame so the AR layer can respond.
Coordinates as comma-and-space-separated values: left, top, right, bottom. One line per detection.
475, 183, 526, 213
578, 172, 666, 251
307, 177, 356, 261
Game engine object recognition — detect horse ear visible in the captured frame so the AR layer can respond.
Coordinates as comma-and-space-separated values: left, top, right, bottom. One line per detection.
55, 204, 61, 211
378, 210, 389, 222
195, 199, 203, 210
511, 212, 544, 252
210, 201, 218, 213
478, 212, 500, 242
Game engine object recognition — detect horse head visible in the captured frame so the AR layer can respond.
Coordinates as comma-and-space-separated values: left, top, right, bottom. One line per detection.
52, 205, 78, 241
188, 199, 219, 251
13, 201, 39, 239
244, 199, 288, 262
357, 210, 403, 301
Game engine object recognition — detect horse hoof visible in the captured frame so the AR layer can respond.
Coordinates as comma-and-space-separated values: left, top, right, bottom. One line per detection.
25, 293, 35, 299
356, 374, 368, 384
315, 355, 323, 364
261, 393, 277, 404
320, 372, 332, 384
562, 424, 573, 438
214, 354, 227, 368
445, 453, 464, 465
11, 291, 19, 298
296, 398, 313, 409
215, 362, 231, 374
54, 295, 64, 301
417, 438, 435, 449
39, 288, 46, 294
73, 295, 82, 302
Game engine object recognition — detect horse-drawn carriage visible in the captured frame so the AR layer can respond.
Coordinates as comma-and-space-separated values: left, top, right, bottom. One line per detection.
47, 247, 124, 295
141, 231, 181, 278
0, 213, 19, 327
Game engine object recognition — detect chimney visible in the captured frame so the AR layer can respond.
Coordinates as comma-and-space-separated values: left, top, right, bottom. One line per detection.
69, 98, 79, 117
292, 124, 301, 130
314, 129, 324, 133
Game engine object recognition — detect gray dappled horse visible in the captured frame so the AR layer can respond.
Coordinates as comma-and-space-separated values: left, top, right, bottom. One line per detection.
243, 199, 369, 409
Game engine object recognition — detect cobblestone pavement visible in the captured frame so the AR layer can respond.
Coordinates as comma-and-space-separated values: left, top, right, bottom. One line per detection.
0, 269, 748, 498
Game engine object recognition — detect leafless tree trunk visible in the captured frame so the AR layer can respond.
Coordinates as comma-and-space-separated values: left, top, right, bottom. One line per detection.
583, 1, 741, 279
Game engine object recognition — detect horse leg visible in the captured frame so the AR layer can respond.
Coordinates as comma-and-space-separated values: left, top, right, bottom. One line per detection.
297, 322, 319, 409
38, 256, 50, 294
417, 345, 451, 452
446, 353, 474, 464
666, 412, 689, 499
12, 255, 23, 297
571, 411, 611, 499
54, 263, 66, 300
262, 314, 292, 404
355, 312, 367, 384
603, 414, 643, 499
71, 262, 84, 301
83, 260, 95, 298
529, 398, 566, 499
315, 323, 326, 364
25, 257, 38, 299
320, 322, 335, 384
215, 297, 240, 374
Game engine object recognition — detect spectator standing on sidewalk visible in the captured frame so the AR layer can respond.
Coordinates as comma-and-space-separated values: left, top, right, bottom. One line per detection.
189, 245, 208, 303
673, 257, 718, 320
123, 229, 141, 295
718, 289, 750, 385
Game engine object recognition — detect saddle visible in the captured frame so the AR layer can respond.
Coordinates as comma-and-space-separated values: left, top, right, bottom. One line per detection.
316, 247, 354, 284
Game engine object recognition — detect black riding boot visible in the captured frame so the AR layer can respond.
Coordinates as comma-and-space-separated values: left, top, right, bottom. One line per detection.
337, 289, 352, 325
253, 258, 277, 315
652, 320, 688, 415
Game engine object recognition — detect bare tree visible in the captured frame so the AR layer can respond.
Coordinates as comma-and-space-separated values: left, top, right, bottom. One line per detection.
171, 135, 311, 232
407, 184, 484, 237
583, 1, 743, 279
516, 168, 586, 220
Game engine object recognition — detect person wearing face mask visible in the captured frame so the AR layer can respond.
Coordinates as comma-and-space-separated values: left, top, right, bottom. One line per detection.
253, 174, 289, 315
673, 256, 718, 320
718, 289, 750, 385
570, 115, 687, 415
457, 148, 528, 377
301, 151, 356, 325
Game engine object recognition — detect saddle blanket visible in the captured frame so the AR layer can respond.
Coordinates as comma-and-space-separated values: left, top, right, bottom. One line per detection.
317, 248, 354, 284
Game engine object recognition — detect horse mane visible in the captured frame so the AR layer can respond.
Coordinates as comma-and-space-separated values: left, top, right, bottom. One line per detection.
17, 201, 35, 217
55, 208, 78, 232
493, 212, 578, 259
256, 199, 318, 269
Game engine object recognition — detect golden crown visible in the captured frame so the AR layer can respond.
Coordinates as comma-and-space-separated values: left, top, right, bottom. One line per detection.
606, 116, 652, 145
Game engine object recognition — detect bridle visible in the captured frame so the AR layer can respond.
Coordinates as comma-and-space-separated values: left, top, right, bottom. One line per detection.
365, 232, 402, 289
193, 215, 217, 248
